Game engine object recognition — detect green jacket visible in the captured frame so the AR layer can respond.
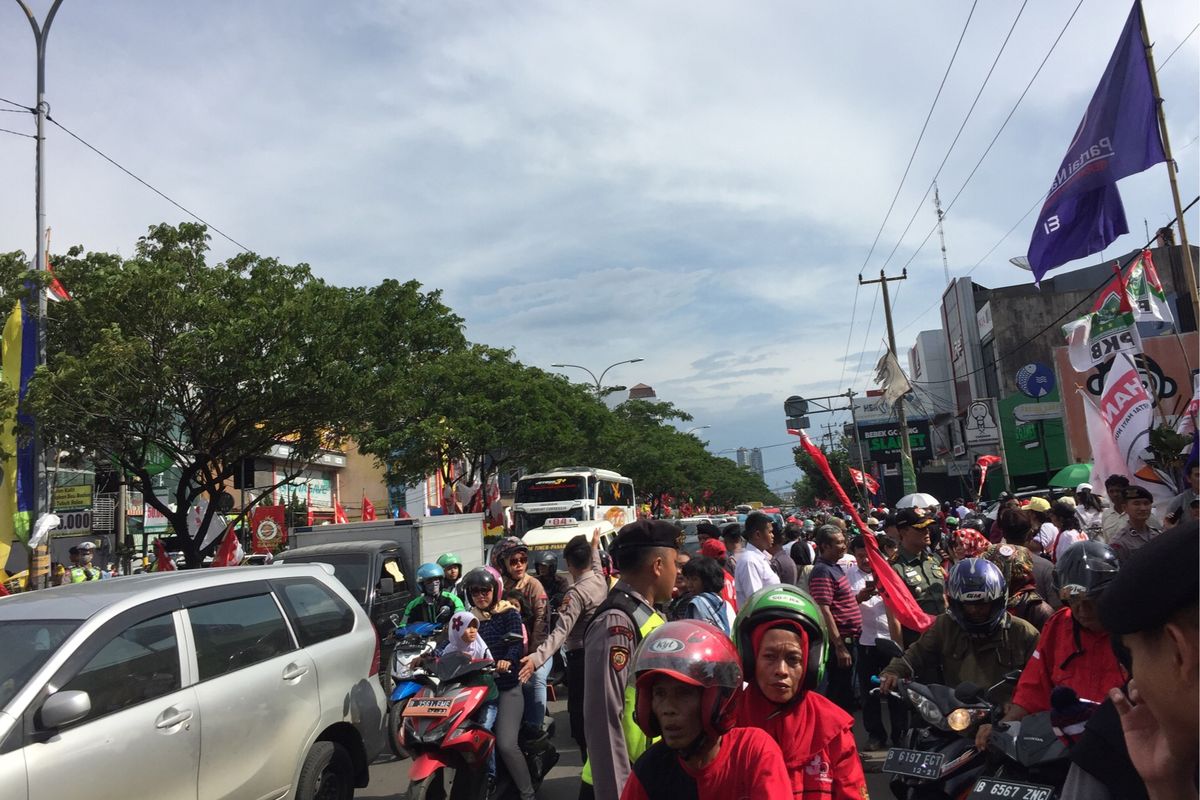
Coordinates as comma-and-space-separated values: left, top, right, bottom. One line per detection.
400, 591, 463, 626
881, 613, 1039, 705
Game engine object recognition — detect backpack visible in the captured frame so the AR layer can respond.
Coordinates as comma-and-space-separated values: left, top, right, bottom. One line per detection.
686, 593, 730, 635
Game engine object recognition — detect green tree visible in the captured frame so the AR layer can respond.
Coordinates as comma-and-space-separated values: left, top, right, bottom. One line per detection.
26, 223, 463, 567
792, 435, 859, 508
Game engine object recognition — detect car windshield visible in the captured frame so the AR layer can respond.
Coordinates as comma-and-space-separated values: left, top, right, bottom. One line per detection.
514, 476, 588, 504
282, 555, 370, 604
0, 619, 82, 708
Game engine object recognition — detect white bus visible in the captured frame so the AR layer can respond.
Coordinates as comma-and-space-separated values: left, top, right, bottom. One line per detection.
511, 467, 636, 535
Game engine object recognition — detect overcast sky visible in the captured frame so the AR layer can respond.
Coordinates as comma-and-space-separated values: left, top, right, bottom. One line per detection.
1, 0, 1196, 491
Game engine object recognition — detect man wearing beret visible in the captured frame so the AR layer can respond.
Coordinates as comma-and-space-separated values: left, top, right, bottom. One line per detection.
579, 519, 679, 800
1056, 526, 1198, 800
887, 508, 946, 647
1111, 485, 1162, 558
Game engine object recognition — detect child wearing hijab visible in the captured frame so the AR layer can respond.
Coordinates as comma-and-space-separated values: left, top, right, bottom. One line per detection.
436, 610, 500, 785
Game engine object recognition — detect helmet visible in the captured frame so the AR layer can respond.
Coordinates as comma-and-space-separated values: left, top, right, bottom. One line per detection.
461, 566, 502, 607
416, 563, 445, 594
436, 552, 462, 570
632, 620, 742, 740
534, 550, 558, 579
490, 536, 529, 573
1054, 541, 1119, 599
947, 558, 1007, 636
732, 585, 827, 693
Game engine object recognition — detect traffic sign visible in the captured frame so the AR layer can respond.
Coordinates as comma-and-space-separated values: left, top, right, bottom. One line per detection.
784, 396, 809, 417
1016, 363, 1056, 399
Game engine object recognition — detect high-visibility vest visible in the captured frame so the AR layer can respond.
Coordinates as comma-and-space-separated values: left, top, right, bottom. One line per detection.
580, 590, 664, 786
69, 566, 100, 583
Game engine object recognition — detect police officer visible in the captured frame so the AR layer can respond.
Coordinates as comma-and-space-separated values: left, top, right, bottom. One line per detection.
888, 508, 946, 646
579, 519, 679, 800
68, 542, 105, 583
518, 527, 608, 761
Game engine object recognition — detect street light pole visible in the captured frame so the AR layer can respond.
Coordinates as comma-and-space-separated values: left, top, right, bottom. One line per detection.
551, 358, 644, 395
685, 425, 710, 436
16, 0, 65, 588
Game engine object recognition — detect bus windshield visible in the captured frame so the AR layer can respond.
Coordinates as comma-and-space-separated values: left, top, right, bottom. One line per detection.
514, 476, 588, 505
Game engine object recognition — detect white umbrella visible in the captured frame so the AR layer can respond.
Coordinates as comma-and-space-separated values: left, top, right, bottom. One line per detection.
896, 492, 939, 509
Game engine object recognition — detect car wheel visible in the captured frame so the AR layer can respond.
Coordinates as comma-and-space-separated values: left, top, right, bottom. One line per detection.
387, 702, 410, 760
296, 740, 355, 800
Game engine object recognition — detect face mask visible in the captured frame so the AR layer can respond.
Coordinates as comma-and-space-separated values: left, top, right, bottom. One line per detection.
423, 579, 441, 597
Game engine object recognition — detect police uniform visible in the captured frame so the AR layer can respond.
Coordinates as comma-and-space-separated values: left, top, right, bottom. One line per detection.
579, 521, 677, 800
528, 539, 608, 759
890, 511, 946, 647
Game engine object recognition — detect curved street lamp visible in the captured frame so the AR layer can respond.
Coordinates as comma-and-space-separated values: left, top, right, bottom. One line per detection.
685, 425, 711, 436
551, 358, 644, 394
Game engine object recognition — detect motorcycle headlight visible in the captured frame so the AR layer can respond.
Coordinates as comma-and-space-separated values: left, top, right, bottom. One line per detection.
908, 688, 946, 729
947, 708, 972, 731
393, 653, 422, 679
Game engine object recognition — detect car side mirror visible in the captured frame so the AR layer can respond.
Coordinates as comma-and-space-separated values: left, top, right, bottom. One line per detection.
378, 577, 395, 595
875, 638, 904, 660
40, 690, 91, 729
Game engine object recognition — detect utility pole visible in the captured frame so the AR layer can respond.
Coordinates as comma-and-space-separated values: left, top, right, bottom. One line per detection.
846, 390, 872, 507
859, 269, 916, 495
933, 181, 950, 287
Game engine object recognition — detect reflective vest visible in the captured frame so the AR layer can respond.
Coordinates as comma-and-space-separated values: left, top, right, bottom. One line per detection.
69, 566, 101, 583
580, 589, 664, 786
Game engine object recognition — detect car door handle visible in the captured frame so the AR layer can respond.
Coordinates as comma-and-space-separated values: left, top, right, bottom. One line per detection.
283, 664, 310, 681
155, 708, 193, 729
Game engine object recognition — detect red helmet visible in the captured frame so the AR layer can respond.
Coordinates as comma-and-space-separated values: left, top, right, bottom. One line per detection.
632, 620, 743, 739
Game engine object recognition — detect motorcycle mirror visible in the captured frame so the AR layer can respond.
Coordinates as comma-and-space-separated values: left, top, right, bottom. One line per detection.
954, 681, 982, 703
875, 638, 904, 660
1004, 669, 1022, 684
436, 606, 454, 623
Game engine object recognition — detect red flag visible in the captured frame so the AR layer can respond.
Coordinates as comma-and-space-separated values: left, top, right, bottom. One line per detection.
250, 505, 287, 552
848, 467, 880, 495
305, 485, 314, 526
791, 428, 934, 633
975, 455, 1002, 497
362, 494, 377, 522
396, 506, 412, 519
211, 526, 243, 567
334, 500, 349, 524
44, 229, 72, 302
153, 538, 176, 571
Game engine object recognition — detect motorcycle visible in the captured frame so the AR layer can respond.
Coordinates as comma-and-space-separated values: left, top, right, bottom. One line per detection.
402, 636, 558, 800
964, 683, 1071, 799
387, 620, 444, 758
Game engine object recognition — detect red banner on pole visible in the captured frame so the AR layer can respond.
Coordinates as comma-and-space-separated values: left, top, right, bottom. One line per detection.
251, 505, 287, 553
790, 428, 934, 634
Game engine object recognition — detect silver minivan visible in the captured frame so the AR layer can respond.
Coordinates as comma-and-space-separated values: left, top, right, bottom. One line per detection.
0, 563, 387, 800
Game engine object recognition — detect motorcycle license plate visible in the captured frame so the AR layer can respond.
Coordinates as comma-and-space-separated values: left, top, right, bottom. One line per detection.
882, 747, 945, 779
967, 778, 1054, 800
402, 698, 453, 718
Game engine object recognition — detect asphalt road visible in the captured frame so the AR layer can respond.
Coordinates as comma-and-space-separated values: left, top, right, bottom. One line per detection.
359, 697, 895, 799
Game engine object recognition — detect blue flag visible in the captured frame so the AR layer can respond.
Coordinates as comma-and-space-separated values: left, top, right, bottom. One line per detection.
1027, 1, 1164, 283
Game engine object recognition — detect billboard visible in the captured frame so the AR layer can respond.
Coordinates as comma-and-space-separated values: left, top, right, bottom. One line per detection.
858, 420, 932, 463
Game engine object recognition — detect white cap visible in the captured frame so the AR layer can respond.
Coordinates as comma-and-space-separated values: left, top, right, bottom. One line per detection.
76, 541, 97, 550
1075, 483, 1093, 493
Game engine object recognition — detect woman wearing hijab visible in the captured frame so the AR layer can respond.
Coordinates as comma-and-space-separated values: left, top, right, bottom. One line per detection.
732, 585, 868, 799
983, 543, 1055, 630
460, 567, 534, 800
944, 527, 990, 572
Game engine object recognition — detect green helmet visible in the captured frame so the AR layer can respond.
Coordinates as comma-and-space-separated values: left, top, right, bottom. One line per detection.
732, 584, 828, 694
436, 552, 462, 570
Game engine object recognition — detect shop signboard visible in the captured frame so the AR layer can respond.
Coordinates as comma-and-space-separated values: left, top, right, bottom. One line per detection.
53, 485, 92, 511
858, 420, 932, 463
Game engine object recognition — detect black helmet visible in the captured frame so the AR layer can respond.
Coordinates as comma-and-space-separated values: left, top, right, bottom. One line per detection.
534, 550, 558, 579
461, 566, 502, 609
1054, 541, 1119, 599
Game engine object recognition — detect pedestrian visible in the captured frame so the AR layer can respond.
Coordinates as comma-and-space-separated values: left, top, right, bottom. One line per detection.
846, 535, 905, 750
1100, 526, 1199, 800
767, 522, 798, 585
947, 527, 989, 567
807, 525, 861, 713
67, 542, 104, 583
491, 536, 551, 739
579, 519, 679, 800
1047, 500, 1088, 562
1160, 461, 1198, 527
721, 524, 744, 573
1111, 486, 1163, 558
987, 495, 1019, 543
1024, 497, 1059, 557
699, 537, 738, 613
695, 521, 721, 545
673, 555, 733, 634
518, 529, 607, 762
732, 585, 870, 799
733, 512, 779, 606
997, 507, 1061, 609
620, 621, 791, 800
1073, 484, 1105, 537
888, 509, 946, 646
982, 543, 1054, 631
462, 567, 535, 800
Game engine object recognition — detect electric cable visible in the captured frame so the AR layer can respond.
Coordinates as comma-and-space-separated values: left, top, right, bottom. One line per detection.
1158, 22, 1199, 69
45, 114, 253, 254
0, 127, 35, 139
0, 96, 31, 111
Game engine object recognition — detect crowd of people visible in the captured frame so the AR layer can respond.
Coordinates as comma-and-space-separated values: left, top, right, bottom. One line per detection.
409, 467, 1197, 800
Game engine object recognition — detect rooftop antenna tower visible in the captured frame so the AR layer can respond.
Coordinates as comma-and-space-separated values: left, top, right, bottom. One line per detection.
933, 180, 950, 286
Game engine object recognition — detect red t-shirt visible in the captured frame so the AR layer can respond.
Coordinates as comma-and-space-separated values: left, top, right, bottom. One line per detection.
621, 727, 791, 800
1011, 606, 1126, 712
721, 571, 738, 611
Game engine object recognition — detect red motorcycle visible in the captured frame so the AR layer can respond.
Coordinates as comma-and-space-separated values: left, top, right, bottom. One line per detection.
400, 650, 496, 800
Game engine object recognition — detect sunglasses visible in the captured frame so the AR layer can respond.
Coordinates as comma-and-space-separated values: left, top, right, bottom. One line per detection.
469, 586, 493, 595
508, 555, 528, 565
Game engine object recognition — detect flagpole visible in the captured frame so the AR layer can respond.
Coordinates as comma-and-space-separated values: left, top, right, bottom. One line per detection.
1139, 2, 1200, 325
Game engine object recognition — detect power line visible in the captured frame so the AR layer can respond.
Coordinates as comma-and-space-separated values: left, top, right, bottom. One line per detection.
45, 114, 254, 254
837, 281, 861, 391
908, 195, 1198, 386
0, 96, 31, 111
1159, 21, 1199, 69
0, 126, 35, 139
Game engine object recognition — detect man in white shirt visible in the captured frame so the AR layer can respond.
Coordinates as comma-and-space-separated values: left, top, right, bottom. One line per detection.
734, 511, 779, 606
846, 534, 903, 750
